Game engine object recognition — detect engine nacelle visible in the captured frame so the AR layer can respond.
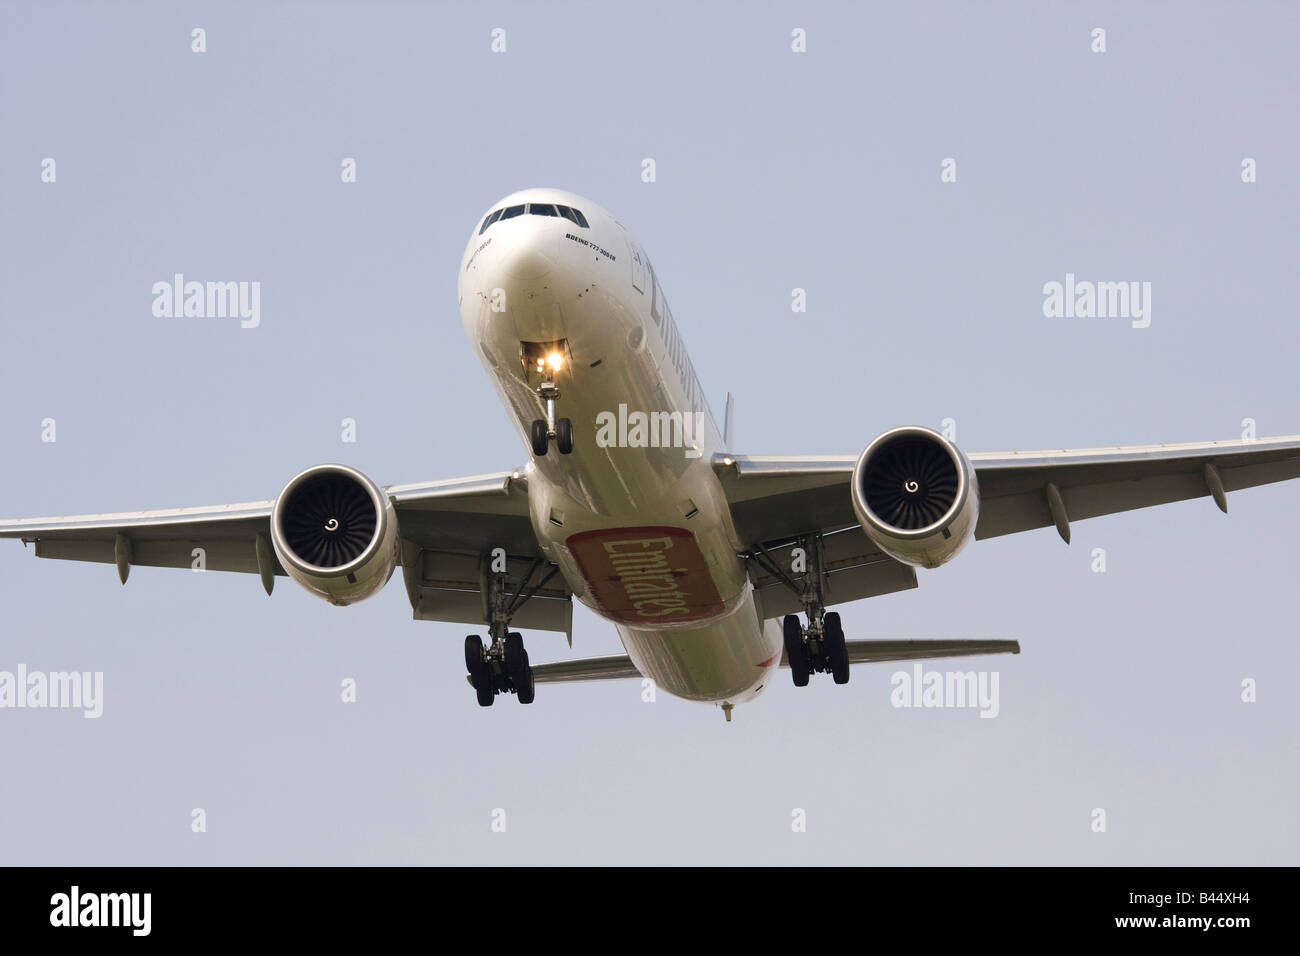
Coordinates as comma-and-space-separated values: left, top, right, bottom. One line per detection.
270, 464, 399, 606
851, 426, 979, 569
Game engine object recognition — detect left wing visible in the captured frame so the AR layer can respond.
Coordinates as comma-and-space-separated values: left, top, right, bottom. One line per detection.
717, 434, 1300, 614
718, 434, 1300, 546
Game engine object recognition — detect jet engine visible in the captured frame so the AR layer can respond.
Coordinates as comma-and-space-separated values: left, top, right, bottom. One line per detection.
850, 426, 979, 569
270, 464, 399, 605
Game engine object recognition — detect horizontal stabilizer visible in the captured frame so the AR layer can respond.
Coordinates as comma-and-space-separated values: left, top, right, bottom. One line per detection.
525, 639, 1020, 686
530, 655, 644, 684
837, 638, 1020, 665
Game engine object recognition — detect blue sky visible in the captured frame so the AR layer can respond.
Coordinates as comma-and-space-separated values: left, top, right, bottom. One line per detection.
0, 1, 1296, 864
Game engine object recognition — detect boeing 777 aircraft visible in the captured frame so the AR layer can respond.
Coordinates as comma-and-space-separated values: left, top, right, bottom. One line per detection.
4, 188, 1298, 719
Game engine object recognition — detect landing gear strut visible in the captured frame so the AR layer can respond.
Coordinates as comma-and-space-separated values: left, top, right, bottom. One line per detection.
529, 347, 573, 456
751, 534, 851, 687
464, 555, 546, 706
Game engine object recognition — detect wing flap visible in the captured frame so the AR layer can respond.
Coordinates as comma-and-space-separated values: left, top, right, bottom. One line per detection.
748, 527, 916, 619
401, 546, 572, 636
33, 536, 277, 576
387, 471, 540, 556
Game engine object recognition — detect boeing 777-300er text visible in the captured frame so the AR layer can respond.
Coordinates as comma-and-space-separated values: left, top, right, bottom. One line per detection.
4, 188, 1298, 720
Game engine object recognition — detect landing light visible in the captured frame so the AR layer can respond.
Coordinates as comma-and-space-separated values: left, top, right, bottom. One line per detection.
547, 351, 564, 371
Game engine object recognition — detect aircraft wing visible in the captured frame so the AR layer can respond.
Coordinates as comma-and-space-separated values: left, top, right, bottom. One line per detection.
528, 639, 1021, 685
0, 469, 574, 636
716, 434, 1300, 615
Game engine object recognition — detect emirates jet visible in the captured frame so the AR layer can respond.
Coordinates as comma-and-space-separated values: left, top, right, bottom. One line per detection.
4, 188, 1299, 720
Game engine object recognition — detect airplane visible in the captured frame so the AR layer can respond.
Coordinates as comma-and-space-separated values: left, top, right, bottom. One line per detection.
3, 187, 1299, 721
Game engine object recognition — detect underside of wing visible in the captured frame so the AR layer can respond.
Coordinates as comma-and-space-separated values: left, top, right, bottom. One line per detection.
0, 464, 571, 633
0, 499, 279, 576
968, 435, 1300, 539
716, 433, 1300, 551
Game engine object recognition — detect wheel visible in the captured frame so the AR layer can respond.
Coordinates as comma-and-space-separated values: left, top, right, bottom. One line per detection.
516, 649, 535, 705
530, 419, 549, 456
783, 615, 809, 687
824, 611, 850, 685
504, 631, 534, 703
465, 635, 494, 706
464, 635, 484, 674
555, 418, 574, 455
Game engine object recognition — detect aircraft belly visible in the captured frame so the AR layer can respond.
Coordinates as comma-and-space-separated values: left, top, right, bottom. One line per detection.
616, 588, 782, 703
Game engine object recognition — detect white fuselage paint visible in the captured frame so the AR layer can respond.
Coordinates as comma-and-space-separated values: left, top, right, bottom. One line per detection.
458, 189, 783, 707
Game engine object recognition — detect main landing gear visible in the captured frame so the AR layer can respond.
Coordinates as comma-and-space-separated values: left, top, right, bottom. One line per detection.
464, 554, 552, 706
783, 609, 849, 687
748, 533, 851, 688
465, 631, 534, 706
528, 345, 573, 456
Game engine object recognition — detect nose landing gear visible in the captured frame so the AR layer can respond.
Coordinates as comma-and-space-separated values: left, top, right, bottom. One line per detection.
526, 343, 573, 456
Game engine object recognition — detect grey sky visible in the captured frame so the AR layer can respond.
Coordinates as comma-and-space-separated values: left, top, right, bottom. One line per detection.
0, 1, 1296, 864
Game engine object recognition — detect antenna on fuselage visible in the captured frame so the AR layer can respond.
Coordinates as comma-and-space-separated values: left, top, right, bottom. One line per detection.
723, 392, 734, 452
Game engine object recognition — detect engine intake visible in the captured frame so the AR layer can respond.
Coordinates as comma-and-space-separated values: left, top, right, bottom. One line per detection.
271, 464, 398, 605
851, 427, 979, 569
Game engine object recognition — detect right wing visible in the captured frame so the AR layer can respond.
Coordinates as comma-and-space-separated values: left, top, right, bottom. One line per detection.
0, 469, 575, 636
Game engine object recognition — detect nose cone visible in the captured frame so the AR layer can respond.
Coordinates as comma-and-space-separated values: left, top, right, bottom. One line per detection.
491, 217, 560, 281
500, 245, 553, 279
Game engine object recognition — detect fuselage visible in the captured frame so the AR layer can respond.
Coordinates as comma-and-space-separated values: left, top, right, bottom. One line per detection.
458, 188, 782, 706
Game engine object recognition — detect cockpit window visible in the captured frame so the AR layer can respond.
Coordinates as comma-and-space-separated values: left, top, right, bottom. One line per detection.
478, 201, 589, 235
478, 208, 503, 234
